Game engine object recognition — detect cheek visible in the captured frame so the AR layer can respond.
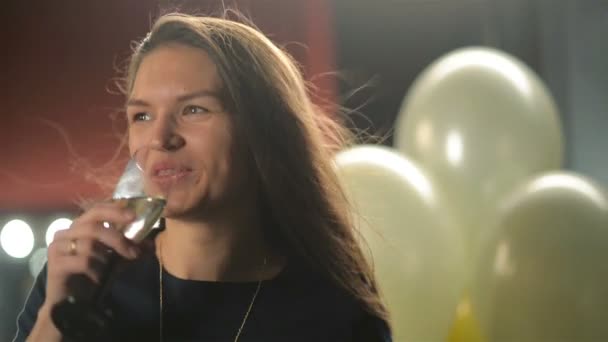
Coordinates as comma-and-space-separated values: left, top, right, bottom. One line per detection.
213, 143, 242, 193
186, 131, 233, 183
208, 146, 236, 193
223, 139, 253, 191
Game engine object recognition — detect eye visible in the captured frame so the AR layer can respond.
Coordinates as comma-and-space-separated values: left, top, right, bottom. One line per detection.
183, 105, 209, 115
130, 112, 151, 122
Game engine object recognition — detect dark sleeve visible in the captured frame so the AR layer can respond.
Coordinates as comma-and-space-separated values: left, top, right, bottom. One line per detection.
12, 264, 48, 342
353, 312, 392, 342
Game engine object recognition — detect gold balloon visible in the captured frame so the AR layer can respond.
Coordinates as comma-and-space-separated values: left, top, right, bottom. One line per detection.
471, 172, 608, 341
447, 294, 484, 342
334, 145, 466, 342
394, 47, 564, 255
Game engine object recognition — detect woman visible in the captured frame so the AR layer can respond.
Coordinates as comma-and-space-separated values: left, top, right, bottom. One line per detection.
15, 13, 391, 341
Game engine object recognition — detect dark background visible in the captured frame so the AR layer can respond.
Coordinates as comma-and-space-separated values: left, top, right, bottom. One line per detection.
1, 0, 606, 339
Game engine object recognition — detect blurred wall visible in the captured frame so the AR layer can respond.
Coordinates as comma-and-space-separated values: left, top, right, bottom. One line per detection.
536, 0, 607, 185
566, 1, 608, 185
333, 0, 607, 186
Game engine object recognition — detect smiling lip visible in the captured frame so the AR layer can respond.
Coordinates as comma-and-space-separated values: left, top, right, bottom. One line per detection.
150, 162, 193, 184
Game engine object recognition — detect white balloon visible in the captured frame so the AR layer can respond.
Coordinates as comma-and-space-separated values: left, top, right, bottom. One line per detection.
335, 145, 466, 341
394, 47, 564, 255
472, 172, 608, 341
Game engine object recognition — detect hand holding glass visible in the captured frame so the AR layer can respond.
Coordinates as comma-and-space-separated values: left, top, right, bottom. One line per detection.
51, 147, 167, 340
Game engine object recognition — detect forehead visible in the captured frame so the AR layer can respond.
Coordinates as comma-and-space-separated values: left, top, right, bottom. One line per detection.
131, 43, 222, 98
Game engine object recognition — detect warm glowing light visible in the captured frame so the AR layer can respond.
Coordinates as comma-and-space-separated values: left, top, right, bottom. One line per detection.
46, 218, 72, 246
1, 219, 35, 258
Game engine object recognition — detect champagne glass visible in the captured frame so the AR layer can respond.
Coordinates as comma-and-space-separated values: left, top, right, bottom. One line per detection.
111, 147, 167, 242
51, 147, 167, 340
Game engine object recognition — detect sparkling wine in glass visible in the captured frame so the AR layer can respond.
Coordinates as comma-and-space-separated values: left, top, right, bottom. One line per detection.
111, 147, 167, 242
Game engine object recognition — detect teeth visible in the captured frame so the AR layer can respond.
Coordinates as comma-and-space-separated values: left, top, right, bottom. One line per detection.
158, 169, 177, 176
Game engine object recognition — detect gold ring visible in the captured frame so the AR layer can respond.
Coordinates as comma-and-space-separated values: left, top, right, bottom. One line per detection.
68, 239, 78, 256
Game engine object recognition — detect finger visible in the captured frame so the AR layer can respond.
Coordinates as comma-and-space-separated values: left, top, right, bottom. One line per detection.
72, 203, 135, 231
48, 232, 76, 259
53, 225, 138, 260
52, 254, 107, 285
89, 225, 139, 260
54, 238, 113, 264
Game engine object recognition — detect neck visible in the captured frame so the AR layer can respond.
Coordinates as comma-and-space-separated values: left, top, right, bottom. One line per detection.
157, 207, 283, 282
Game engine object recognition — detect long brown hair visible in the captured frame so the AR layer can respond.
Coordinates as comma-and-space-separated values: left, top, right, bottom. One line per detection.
121, 12, 389, 323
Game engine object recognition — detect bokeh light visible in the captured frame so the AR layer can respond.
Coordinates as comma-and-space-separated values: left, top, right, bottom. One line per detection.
45, 218, 72, 246
0, 219, 35, 258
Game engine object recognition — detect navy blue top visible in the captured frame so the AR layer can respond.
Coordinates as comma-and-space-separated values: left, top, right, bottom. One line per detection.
14, 249, 391, 341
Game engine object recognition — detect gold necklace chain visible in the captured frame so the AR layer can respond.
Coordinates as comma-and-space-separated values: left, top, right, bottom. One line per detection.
157, 239, 265, 342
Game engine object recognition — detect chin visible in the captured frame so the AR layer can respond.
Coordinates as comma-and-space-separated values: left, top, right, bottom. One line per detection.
162, 203, 193, 219
161, 195, 208, 220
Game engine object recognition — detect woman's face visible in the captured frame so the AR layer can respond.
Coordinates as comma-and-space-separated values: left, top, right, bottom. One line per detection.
127, 43, 245, 219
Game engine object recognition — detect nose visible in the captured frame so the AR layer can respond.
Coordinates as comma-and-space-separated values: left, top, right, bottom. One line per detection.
149, 115, 185, 151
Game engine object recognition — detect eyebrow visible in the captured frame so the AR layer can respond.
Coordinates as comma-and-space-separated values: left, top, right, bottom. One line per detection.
126, 90, 221, 107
